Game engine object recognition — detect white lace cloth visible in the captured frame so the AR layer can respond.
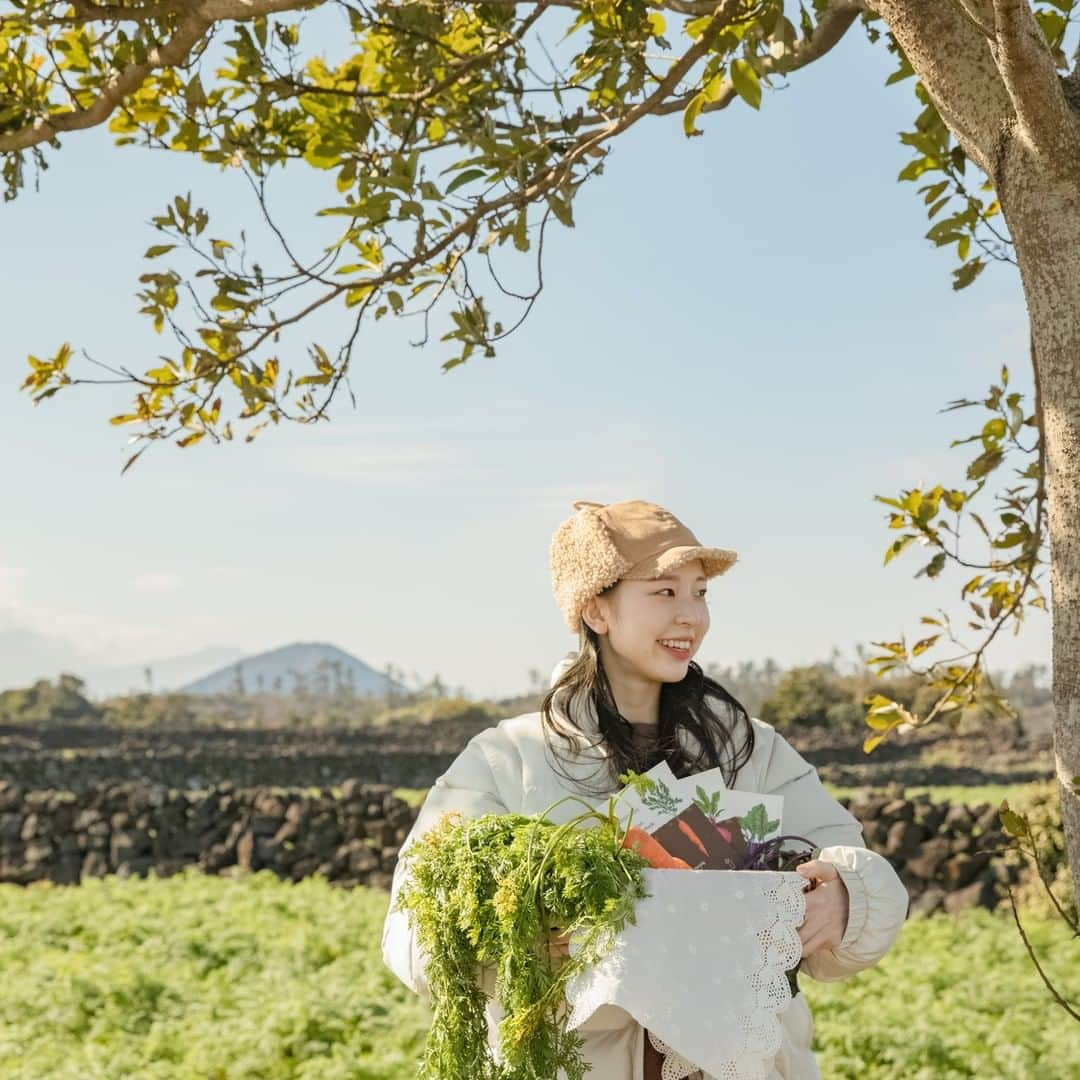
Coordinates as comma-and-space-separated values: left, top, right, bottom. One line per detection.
563, 869, 807, 1080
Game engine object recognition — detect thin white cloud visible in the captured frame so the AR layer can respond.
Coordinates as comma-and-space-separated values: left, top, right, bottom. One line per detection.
871, 450, 965, 491
0, 565, 27, 605
133, 572, 184, 594
285, 443, 457, 482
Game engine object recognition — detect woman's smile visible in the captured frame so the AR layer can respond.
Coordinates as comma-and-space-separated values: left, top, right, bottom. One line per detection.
658, 640, 691, 660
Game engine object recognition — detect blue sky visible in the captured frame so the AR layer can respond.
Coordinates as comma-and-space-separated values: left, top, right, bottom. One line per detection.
1, 13, 1050, 699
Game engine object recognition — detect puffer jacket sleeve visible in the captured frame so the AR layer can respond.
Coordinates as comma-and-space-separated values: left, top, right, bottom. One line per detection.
381, 726, 518, 1001
755, 720, 911, 982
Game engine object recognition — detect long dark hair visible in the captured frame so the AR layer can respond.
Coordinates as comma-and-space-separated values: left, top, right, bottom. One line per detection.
539, 588, 756, 797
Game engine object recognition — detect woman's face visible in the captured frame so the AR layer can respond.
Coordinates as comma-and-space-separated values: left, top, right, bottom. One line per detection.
583, 558, 710, 685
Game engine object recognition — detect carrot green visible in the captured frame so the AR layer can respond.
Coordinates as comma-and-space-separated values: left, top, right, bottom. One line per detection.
394, 780, 654, 1080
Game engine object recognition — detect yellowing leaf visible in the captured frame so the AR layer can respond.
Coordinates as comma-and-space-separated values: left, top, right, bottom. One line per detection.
730, 60, 761, 110
682, 92, 705, 136
911, 634, 940, 656
865, 711, 899, 731
863, 732, 888, 754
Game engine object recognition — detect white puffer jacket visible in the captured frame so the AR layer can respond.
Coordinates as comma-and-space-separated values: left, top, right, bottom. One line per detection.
382, 661, 910, 1078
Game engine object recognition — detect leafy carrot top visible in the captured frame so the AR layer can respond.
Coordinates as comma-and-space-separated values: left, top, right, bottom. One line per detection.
394, 781, 653, 1079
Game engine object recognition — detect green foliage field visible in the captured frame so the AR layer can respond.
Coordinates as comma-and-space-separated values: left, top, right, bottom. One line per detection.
0, 870, 429, 1079
824, 782, 1033, 807
1, 869, 1077, 1079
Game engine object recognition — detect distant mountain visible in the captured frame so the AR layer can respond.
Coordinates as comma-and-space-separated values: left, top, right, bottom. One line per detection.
0, 630, 247, 700
84, 645, 246, 699
0, 627, 84, 691
179, 641, 402, 697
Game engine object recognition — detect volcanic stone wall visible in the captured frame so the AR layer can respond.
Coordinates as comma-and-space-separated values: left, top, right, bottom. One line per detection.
0, 778, 1024, 913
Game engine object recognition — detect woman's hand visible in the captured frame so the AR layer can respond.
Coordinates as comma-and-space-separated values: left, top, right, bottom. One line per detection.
549, 927, 572, 965
794, 859, 850, 957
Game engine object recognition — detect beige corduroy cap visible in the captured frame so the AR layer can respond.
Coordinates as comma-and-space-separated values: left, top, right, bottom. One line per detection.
549, 499, 739, 634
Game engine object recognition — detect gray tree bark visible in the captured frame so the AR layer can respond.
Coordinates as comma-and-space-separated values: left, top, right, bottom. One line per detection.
873, 0, 1080, 902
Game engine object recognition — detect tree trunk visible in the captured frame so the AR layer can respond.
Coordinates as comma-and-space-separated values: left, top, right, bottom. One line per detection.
874, 0, 1080, 907
1001, 158, 1080, 903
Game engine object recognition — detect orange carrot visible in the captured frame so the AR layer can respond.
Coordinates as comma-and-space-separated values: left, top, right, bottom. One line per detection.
621, 826, 691, 869
675, 819, 709, 859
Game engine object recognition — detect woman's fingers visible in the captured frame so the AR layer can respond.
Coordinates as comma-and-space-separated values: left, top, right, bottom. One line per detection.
800, 925, 834, 957
796, 870, 849, 955
549, 929, 572, 962
795, 859, 839, 886
797, 901, 823, 946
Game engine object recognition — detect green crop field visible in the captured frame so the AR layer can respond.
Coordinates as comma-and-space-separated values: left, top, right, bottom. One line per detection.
822, 782, 1035, 807
1, 869, 1076, 1079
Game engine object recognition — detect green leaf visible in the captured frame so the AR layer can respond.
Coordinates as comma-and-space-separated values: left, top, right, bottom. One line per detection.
915, 552, 946, 580
998, 805, 1027, 839
729, 60, 761, 110
966, 448, 1003, 480
885, 53, 915, 84
546, 192, 574, 227
144, 244, 176, 259
685, 14, 713, 39
952, 257, 985, 291
445, 168, 487, 195
884, 533, 917, 565
512, 209, 529, 252
739, 803, 779, 841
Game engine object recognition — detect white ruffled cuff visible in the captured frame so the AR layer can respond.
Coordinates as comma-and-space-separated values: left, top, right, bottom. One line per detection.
801, 844, 909, 983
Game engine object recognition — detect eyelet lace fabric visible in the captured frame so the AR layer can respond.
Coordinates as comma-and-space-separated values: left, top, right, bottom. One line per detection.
647, 1027, 702, 1080
564, 870, 807, 1080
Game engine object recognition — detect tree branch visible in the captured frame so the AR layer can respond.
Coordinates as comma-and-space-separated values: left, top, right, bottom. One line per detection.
0, 15, 210, 151
653, 0, 861, 119
0, 0, 325, 153
1005, 885, 1080, 1021
870, 0, 1013, 176
30, 0, 189, 25
990, 0, 1080, 164
75, 0, 750, 384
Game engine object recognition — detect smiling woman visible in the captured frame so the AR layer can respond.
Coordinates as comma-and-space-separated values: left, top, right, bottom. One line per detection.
382, 497, 910, 1080
542, 499, 746, 797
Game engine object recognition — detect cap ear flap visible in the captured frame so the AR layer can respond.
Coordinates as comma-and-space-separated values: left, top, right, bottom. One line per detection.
550, 507, 632, 632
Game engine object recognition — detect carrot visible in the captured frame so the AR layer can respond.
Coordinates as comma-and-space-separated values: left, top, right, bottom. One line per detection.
675, 819, 709, 860
621, 825, 691, 869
